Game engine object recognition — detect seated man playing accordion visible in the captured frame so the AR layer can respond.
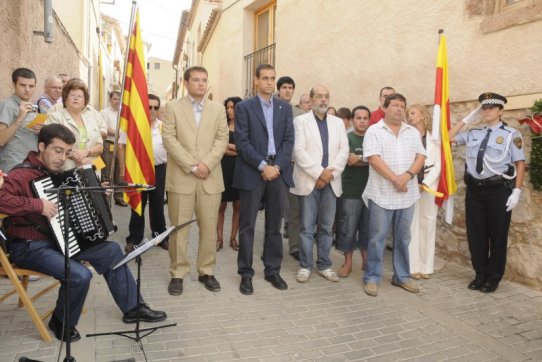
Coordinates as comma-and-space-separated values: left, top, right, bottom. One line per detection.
0, 124, 166, 342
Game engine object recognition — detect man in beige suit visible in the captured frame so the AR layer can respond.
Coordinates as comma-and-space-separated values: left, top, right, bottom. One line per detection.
162, 66, 229, 296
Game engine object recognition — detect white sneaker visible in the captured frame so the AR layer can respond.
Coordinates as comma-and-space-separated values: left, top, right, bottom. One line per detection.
296, 268, 311, 283
318, 268, 339, 282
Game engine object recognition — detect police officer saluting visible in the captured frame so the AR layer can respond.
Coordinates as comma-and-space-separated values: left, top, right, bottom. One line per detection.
449, 92, 525, 293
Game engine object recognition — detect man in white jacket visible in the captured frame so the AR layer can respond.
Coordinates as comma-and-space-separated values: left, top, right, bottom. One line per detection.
290, 85, 349, 283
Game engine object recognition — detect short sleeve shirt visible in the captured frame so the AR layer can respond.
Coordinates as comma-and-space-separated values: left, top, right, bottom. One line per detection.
0, 94, 38, 171
455, 122, 525, 179
119, 120, 167, 165
362, 120, 427, 210
341, 132, 369, 198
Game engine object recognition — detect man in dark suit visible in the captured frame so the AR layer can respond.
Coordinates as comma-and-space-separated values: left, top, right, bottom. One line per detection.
233, 64, 294, 295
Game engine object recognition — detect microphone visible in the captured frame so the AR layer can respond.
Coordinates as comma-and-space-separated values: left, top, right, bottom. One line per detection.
117, 181, 154, 189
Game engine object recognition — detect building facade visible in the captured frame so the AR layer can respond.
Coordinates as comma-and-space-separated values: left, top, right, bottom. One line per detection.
173, 0, 542, 289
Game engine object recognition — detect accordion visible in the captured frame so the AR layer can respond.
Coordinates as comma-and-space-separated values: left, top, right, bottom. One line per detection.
31, 165, 117, 257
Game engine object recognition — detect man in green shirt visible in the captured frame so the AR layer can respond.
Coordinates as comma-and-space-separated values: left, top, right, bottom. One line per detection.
336, 106, 370, 277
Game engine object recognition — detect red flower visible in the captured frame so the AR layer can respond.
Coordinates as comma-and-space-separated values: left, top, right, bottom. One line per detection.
519, 113, 542, 135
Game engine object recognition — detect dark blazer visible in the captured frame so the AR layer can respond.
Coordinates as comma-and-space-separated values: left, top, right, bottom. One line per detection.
233, 96, 294, 191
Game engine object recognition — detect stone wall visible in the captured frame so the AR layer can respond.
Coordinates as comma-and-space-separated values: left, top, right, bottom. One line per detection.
0, 0, 82, 101
435, 103, 542, 290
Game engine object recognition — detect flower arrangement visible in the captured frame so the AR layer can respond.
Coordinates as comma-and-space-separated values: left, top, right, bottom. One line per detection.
519, 99, 542, 190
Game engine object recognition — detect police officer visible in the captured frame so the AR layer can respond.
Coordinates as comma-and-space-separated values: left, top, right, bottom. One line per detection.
449, 92, 525, 293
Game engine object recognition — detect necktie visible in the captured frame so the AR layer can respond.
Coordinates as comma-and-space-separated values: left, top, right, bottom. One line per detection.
475, 129, 492, 174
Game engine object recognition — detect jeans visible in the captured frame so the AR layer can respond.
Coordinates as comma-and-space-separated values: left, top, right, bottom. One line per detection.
299, 184, 336, 271
9, 240, 140, 327
363, 199, 414, 284
337, 197, 369, 252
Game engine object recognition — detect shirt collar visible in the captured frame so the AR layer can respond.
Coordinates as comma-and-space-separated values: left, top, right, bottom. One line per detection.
485, 122, 503, 131
188, 95, 204, 108
313, 111, 327, 122
257, 95, 273, 107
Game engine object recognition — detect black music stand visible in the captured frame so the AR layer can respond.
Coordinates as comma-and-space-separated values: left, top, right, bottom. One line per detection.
86, 221, 195, 349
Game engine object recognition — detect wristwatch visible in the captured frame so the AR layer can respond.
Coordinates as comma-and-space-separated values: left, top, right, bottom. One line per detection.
406, 170, 415, 179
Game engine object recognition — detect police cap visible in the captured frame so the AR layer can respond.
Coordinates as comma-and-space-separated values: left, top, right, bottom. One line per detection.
478, 92, 507, 109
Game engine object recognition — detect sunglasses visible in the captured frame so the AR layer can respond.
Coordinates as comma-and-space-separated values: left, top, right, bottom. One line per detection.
149, 106, 160, 111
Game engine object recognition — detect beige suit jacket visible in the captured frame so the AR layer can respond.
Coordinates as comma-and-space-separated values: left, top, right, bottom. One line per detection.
162, 96, 229, 195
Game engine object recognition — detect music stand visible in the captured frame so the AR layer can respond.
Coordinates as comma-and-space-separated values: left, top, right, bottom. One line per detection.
87, 220, 195, 346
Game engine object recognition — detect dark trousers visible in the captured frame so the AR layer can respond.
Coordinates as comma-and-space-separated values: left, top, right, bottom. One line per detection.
465, 184, 512, 284
102, 140, 122, 199
126, 164, 167, 245
237, 176, 286, 278
9, 240, 139, 326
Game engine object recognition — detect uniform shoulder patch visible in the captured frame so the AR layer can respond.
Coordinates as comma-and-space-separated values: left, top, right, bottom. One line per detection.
513, 137, 523, 149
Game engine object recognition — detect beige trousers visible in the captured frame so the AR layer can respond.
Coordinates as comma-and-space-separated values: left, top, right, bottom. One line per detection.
167, 183, 221, 278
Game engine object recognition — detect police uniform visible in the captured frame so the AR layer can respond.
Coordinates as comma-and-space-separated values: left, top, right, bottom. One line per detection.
455, 92, 525, 293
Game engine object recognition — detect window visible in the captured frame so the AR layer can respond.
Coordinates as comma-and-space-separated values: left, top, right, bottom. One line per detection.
254, 1, 276, 51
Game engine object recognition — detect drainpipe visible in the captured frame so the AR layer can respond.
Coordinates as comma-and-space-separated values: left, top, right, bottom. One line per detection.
44, 0, 53, 42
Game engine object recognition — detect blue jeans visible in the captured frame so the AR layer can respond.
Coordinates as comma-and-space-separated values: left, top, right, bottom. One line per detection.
337, 197, 369, 252
363, 199, 414, 284
299, 184, 336, 271
9, 240, 140, 327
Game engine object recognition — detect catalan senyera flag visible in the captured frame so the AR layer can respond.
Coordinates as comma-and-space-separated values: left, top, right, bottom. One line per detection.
431, 33, 457, 224
119, 9, 155, 215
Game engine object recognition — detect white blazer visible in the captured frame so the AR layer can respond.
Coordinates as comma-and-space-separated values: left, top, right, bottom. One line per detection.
290, 112, 349, 197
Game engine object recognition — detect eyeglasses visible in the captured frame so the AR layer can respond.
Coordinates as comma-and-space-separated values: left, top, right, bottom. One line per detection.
149, 106, 160, 111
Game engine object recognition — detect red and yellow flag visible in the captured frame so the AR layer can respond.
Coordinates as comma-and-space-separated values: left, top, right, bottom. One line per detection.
119, 9, 154, 215
431, 33, 457, 223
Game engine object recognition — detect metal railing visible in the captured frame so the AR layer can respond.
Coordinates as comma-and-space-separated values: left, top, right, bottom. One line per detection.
243, 43, 276, 98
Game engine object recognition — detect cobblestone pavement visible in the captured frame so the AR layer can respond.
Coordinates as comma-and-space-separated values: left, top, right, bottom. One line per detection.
1, 204, 541, 362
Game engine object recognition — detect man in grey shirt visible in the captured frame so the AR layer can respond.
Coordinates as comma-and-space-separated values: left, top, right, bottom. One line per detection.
0, 68, 39, 171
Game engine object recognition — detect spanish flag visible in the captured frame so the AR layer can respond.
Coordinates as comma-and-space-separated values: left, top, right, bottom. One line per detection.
119, 9, 155, 215
431, 31, 457, 224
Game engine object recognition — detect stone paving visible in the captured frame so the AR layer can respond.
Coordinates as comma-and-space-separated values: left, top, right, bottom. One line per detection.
0, 204, 541, 361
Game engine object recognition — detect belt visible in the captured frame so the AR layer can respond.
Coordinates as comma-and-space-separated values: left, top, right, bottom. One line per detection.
104, 140, 114, 144
464, 173, 513, 189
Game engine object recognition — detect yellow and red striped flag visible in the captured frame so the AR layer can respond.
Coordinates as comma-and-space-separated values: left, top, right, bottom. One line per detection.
431, 32, 457, 224
119, 9, 154, 215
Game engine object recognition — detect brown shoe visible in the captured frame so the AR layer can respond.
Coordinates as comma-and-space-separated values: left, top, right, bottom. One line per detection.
216, 240, 223, 251
364, 283, 378, 297
159, 240, 169, 251
391, 280, 420, 293
230, 239, 239, 251
115, 199, 128, 207
168, 278, 183, 296
125, 243, 135, 253
198, 275, 221, 292
411, 273, 421, 280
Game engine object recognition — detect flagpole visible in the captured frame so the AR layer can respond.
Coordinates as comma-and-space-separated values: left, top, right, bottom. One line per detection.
109, 1, 137, 199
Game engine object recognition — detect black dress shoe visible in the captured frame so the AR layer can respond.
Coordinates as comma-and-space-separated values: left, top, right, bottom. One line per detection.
123, 303, 167, 323
468, 279, 485, 290
48, 316, 81, 342
115, 199, 128, 207
125, 242, 135, 253
168, 278, 183, 296
239, 276, 253, 295
290, 250, 300, 261
265, 274, 288, 290
480, 282, 498, 293
198, 275, 221, 292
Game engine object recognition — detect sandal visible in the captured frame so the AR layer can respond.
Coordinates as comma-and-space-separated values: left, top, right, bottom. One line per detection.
337, 264, 351, 278
216, 240, 223, 251
230, 239, 239, 251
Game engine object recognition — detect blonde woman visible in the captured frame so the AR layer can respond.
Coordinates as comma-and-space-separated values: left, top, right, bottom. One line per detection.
406, 104, 441, 279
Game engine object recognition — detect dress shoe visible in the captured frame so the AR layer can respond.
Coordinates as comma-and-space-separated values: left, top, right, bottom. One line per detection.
198, 275, 221, 292
48, 315, 81, 342
480, 282, 498, 293
265, 274, 288, 290
125, 242, 135, 253
123, 303, 167, 323
159, 240, 169, 251
115, 199, 128, 207
239, 276, 253, 295
468, 279, 485, 290
290, 250, 300, 261
168, 278, 183, 296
